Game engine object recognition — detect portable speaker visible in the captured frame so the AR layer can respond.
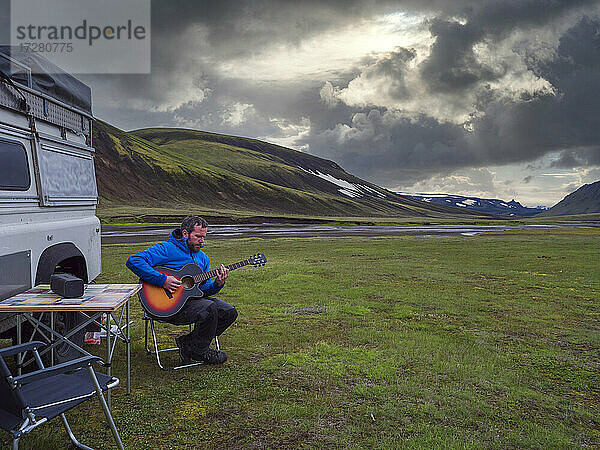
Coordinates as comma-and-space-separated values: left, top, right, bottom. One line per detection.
50, 273, 84, 298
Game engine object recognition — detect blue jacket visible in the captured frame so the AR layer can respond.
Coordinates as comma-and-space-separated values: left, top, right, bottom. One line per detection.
126, 229, 223, 297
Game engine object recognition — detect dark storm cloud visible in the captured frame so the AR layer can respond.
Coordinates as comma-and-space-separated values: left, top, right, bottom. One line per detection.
149, 0, 593, 74
550, 151, 586, 168
419, 19, 493, 93
303, 8, 600, 185
419, 0, 596, 94
302, 109, 473, 185
469, 15, 600, 163
363, 47, 417, 99
151, 0, 400, 57
461, 0, 596, 33
550, 148, 600, 168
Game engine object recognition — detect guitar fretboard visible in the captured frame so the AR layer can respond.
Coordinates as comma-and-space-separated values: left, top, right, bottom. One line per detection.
192, 259, 251, 283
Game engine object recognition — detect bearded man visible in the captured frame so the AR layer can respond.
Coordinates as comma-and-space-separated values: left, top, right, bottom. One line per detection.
126, 215, 236, 364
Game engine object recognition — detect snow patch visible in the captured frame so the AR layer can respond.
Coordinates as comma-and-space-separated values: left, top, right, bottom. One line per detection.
462, 199, 477, 206
298, 167, 386, 199
358, 184, 386, 198
339, 189, 360, 198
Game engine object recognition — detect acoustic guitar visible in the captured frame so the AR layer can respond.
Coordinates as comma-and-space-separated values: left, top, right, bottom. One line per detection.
139, 253, 267, 317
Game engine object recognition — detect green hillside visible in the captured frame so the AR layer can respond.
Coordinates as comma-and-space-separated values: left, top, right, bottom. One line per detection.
93, 121, 490, 220
537, 181, 600, 217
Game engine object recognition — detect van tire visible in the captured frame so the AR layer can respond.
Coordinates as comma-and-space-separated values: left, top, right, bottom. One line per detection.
52, 311, 86, 363
35, 260, 88, 364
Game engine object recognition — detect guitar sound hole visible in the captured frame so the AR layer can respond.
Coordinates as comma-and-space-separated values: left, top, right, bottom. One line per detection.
181, 276, 194, 289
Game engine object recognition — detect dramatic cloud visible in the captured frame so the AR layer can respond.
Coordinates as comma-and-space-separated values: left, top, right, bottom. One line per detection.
466, 15, 600, 163
6, 0, 596, 205
302, 3, 600, 202
302, 109, 475, 185
335, 47, 418, 107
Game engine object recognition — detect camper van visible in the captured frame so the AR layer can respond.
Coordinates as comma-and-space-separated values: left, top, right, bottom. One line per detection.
0, 47, 100, 361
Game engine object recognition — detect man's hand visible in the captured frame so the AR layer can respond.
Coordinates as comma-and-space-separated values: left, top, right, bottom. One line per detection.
215, 264, 229, 286
162, 275, 182, 293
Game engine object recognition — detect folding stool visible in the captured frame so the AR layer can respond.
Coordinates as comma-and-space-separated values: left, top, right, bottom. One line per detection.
143, 312, 220, 370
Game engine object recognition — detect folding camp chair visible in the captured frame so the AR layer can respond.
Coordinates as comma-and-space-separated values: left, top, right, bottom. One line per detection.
0, 341, 124, 450
143, 312, 220, 370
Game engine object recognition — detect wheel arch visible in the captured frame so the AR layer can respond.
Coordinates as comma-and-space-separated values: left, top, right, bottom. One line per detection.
35, 243, 89, 285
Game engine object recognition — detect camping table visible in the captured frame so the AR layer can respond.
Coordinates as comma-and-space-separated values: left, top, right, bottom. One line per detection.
0, 283, 141, 407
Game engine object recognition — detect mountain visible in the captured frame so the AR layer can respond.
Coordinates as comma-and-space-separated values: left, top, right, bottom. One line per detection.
537, 181, 600, 216
92, 121, 491, 219
400, 193, 546, 217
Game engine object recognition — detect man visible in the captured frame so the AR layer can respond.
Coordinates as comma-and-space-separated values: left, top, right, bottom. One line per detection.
126, 215, 237, 364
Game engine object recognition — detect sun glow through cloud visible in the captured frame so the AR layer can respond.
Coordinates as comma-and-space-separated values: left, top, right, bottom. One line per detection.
217, 12, 431, 82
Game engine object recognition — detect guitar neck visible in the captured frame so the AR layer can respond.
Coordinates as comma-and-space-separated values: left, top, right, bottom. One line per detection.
192, 259, 250, 284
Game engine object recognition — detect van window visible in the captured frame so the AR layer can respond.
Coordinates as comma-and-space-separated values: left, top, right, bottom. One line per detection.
0, 138, 30, 190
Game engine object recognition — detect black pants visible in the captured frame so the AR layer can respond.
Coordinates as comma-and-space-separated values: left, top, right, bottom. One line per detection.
162, 297, 237, 356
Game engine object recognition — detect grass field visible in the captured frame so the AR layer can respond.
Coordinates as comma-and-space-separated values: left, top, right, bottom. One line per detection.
2, 229, 599, 448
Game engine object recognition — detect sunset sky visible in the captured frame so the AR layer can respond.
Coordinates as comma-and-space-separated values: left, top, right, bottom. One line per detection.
4, 1, 600, 207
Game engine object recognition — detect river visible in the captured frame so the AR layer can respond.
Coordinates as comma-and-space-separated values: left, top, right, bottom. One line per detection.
101, 223, 598, 244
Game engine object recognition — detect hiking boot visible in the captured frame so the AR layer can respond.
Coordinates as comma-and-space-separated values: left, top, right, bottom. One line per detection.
199, 348, 228, 365
175, 336, 192, 364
